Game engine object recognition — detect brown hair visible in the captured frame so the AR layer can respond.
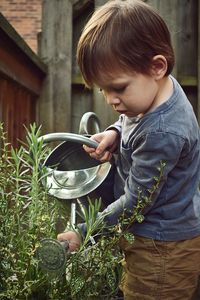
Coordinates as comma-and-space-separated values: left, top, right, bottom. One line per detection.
77, 0, 175, 87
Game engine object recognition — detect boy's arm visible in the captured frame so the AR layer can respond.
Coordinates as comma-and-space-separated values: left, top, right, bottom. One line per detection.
101, 131, 185, 226
106, 117, 122, 135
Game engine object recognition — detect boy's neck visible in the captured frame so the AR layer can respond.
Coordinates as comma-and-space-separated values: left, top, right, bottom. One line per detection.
148, 76, 173, 113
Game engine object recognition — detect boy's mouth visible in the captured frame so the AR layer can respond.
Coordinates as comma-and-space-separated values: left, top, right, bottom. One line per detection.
116, 110, 127, 114
115, 109, 137, 117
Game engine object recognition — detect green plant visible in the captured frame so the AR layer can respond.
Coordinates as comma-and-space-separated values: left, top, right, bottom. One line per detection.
0, 124, 66, 299
0, 123, 165, 300
57, 160, 165, 300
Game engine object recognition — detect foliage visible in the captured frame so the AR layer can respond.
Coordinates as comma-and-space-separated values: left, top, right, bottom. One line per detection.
0, 123, 165, 300
0, 124, 66, 300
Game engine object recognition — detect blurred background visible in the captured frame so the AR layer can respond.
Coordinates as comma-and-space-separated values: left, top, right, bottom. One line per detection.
0, 0, 199, 147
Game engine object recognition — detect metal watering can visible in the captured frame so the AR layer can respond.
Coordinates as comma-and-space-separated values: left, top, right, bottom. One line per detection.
39, 112, 111, 200
36, 112, 112, 273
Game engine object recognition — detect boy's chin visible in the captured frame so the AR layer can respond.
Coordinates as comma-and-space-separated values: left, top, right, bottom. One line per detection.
124, 112, 138, 117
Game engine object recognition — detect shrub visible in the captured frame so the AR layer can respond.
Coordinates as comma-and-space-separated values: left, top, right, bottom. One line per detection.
0, 123, 165, 300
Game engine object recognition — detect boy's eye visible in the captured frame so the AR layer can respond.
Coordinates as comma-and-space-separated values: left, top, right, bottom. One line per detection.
98, 86, 126, 94
113, 86, 126, 93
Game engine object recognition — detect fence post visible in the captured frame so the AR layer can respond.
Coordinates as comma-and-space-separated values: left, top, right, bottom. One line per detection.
38, 0, 72, 134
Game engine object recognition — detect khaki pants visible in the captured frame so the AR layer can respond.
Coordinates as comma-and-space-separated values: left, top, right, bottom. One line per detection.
119, 235, 200, 300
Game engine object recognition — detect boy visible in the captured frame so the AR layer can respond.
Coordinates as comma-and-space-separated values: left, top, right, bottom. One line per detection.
58, 1, 200, 299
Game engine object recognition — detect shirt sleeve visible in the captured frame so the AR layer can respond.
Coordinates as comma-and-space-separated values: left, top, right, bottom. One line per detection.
105, 114, 123, 133
101, 131, 185, 226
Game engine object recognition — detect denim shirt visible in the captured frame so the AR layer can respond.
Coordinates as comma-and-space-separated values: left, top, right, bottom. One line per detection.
103, 76, 200, 241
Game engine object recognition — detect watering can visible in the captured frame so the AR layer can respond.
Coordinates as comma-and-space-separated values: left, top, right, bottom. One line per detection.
36, 112, 112, 273
38, 112, 111, 200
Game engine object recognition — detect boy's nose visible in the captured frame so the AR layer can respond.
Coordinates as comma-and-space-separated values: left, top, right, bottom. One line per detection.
106, 93, 120, 107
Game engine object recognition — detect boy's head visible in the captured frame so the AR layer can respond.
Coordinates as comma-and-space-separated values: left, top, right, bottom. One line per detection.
77, 0, 175, 88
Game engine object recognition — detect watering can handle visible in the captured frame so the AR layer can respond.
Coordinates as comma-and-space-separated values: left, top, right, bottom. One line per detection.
79, 112, 101, 135
38, 132, 99, 149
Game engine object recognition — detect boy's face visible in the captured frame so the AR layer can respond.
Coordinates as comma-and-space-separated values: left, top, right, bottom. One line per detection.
96, 71, 161, 117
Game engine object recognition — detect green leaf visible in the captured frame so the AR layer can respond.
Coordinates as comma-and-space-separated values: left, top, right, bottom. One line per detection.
136, 214, 145, 223
123, 232, 135, 244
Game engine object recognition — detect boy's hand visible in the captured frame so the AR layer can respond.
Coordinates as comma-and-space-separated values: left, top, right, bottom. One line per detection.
57, 230, 81, 252
83, 129, 119, 162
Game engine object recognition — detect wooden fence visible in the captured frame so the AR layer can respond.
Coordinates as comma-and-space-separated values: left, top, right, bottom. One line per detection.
0, 12, 46, 148
71, 0, 200, 132
0, 1, 199, 143
0, 77, 36, 146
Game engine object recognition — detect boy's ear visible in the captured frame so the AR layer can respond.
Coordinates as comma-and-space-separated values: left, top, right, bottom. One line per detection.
151, 55, 168, 79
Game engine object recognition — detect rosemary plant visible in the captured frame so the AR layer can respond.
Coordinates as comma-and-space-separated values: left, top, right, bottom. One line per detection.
45, 161, 165, 300
0, 124, 66, 300
0, 123, 165, 300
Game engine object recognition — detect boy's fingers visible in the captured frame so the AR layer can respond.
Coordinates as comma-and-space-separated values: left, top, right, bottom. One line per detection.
96, 140, 109, 155
57, 231, 79, 241
93, 150, 112, 162
57, 232, 69, 241
83, 143, 107, 157
57, 231, 81, 252
83, 144, 96, 153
